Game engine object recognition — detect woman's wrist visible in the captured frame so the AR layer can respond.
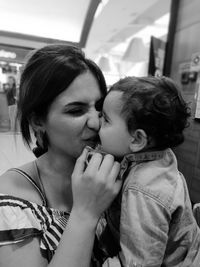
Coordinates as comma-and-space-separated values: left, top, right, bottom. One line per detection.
70, 207, 99, 230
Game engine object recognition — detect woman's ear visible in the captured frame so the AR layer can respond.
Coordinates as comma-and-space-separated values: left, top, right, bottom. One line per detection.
29, 113, 45, 133
30, 113, 48, 149
129, 129, 148, 152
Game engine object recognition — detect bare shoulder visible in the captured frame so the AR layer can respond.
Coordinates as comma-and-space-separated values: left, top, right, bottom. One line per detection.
0, 162, 43, 205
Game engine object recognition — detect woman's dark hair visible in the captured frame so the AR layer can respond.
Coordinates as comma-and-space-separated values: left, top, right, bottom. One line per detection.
109, 76, 191, 149
17, 44, 107, 156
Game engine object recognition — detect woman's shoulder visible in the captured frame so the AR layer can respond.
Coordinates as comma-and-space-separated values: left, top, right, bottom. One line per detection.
0, 161, 43, 205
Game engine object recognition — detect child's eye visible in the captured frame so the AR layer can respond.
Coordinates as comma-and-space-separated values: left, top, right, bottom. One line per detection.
101, 113, 109, 124
104, 116, 109, 123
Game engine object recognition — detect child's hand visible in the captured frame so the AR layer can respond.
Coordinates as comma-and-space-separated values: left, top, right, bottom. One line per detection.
71, 148, 121, 224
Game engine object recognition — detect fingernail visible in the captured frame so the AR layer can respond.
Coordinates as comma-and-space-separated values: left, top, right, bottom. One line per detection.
83, 146, 89, 153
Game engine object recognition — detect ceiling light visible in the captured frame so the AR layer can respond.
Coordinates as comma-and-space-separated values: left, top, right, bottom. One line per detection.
97, 55, 111, 72
111, 12, 170, 56
122, 37, 147, 62
155, 13, 170, 26
94, 0, 110, 19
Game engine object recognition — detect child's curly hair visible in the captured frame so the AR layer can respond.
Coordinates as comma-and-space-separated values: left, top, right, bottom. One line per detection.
109, 76, 191, 150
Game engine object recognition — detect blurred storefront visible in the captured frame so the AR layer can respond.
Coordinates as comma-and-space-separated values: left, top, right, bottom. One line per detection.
0, 44, 32, 132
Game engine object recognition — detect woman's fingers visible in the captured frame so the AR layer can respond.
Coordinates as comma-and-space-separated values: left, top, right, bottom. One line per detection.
71, 149, 122, 221
85, 152, 120, 184
107, 161, 121, 184
85, 153, 103, 173
113, 179, 122, 195
73, 148, 89, 178
99, 154, 115, 178
104, 160, 122, 195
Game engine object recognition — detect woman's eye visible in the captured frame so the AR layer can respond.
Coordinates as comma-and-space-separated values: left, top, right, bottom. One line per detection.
65, 108, 85, 116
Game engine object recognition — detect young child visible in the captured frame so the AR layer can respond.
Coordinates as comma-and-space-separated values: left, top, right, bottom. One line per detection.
92, 76, 200, 267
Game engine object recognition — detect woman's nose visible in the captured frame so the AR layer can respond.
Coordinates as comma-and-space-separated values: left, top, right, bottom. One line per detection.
87, 110, 100, 130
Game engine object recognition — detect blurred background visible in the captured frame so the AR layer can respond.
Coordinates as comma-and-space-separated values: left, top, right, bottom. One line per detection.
0, 0, 200, 204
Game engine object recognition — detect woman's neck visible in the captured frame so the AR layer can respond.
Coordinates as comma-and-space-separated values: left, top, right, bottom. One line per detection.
36, 152, 76, 212
40, 151, 76, 177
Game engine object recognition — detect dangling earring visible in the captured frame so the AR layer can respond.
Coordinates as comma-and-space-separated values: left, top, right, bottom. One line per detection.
35, 130, 48, 150
36, 130, 44, 149
33, 130, 48, 157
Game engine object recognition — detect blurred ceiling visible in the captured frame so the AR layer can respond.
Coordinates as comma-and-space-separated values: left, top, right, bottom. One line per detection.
0, 0, 171, 61
0, 0, 95, 48
85, 0, 171, 60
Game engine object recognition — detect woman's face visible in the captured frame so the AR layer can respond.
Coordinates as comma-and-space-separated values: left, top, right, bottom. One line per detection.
43, 71, 104, 159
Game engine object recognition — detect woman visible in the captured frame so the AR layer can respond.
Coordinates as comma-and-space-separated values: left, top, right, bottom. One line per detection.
0, 44, 121, 267
6, 75, 17, 106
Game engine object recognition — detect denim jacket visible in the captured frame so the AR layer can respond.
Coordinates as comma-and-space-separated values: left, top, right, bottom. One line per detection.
95, 148, 200, 267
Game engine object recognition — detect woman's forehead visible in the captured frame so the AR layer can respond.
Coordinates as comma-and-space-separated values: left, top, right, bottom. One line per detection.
54, 72, 102, 105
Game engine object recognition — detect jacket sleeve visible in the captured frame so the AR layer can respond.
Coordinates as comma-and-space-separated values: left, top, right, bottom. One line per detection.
119, 187, 170, 267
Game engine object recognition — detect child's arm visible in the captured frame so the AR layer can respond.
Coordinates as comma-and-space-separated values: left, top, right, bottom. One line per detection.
119, 187, 170, 266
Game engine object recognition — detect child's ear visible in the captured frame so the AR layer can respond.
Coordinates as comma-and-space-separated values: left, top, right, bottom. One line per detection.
129, 129, 148, 152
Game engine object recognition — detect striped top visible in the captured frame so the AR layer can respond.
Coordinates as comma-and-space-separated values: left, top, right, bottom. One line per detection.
0, 166, 70, 262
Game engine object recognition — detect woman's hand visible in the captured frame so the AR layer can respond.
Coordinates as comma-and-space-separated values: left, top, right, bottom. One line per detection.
71, 148, 122, 224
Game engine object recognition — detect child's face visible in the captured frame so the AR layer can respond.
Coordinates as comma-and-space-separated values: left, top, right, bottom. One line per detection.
99, 91, 133, 158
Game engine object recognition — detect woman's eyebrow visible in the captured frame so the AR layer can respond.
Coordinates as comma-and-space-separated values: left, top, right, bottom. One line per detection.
64, 102, 87, 107
65, 98, 104, 107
